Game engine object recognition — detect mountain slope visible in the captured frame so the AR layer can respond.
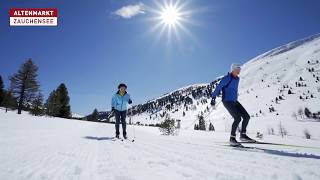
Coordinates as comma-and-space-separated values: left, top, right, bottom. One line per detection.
129, 33, 320, 139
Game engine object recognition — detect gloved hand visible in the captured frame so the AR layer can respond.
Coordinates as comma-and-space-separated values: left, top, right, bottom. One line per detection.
112, 107, 115, 111
128, 99, 132, 104
210, 98, 216, 106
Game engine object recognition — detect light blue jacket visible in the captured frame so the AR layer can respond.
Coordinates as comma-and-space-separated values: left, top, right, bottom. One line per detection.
111, 91, 132, 111
211, 73, 239, 102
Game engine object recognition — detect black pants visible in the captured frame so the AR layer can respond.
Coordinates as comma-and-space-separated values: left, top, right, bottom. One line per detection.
115, 110, 127, 136
223, 101, 250, 137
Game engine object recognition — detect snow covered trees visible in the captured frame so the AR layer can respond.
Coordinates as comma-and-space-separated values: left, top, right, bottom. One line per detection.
294, 107, 320, 120
159, 116, 177, 135
9, 59, 40, 114
194, 115, 215, 131
45, 83, 71, 118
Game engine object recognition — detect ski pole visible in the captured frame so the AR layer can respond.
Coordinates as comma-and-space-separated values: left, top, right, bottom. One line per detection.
204, 99, 222, 118
107, 110, 114, 119
132, 106, 136, 142
129, 104, 136, 142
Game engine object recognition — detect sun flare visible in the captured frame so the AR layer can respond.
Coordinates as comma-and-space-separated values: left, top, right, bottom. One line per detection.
160, 5, 180, 26
147, 0, 197, 45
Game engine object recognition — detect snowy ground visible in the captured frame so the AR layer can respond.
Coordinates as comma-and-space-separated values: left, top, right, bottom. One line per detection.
1, 110, 320, 180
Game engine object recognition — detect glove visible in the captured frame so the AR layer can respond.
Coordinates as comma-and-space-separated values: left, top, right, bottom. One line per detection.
112, 107, 115, 111
210, 98, 216, 106
128, 99, 132, 104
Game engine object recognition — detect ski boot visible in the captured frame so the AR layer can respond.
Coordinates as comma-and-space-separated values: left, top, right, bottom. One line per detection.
240, 133, 256, 143
123, 134, 128, 140
229, 136, 242, 147
115, 134, 120, 139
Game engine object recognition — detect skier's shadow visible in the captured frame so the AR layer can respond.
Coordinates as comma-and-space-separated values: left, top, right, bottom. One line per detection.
83, 136, 115, 141
254, 147, 320, 160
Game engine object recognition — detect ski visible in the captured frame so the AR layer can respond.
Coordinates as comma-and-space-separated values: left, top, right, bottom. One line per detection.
229, 143, 255, 149
221, 144, 261, 152
123, 138, 135, 142
115, 137, 135, 142
239, 141, 320, 150
114, 137, 123, 141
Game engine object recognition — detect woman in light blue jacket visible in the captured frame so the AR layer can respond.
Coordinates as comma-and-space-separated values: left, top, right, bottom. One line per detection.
111, 83, 132, 139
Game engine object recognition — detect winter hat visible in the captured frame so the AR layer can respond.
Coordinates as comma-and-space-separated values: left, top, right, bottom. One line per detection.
118, 83, 127, 89
231, 64, 241, 72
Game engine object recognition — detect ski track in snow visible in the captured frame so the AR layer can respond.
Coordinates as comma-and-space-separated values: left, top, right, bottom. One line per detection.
1, 111, 320, 180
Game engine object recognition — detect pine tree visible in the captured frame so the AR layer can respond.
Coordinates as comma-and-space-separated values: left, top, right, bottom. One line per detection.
209, 123, 215, 131
45, 90, 60, 116
9, 59, 39, 114
44, 84, 71, 118
90, 108, 99, 121
304, 107, 312, 118
30, 92, 44, 116
0, 75, 4, 106
56, 83, 71, 118
198, 114, 206, 131
2, 90, 18, 112
159, 117, 176, 135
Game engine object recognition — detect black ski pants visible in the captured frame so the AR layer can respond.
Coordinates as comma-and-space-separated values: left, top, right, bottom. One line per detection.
223, 101, 250, 137
115, 110, 127, 136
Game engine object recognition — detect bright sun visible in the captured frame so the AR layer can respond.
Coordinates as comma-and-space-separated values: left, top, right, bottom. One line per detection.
160, 6, 180, 26
147, 0, 195, 43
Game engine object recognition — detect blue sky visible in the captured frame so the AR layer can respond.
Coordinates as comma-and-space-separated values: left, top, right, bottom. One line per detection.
1, 0, 320, 115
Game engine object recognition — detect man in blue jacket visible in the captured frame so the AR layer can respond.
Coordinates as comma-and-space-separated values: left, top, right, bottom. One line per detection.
111, 83, 132, 139
211, 64, 255, 146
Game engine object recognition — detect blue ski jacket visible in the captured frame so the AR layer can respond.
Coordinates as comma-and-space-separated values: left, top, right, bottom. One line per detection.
111, 91, 132, 111
211, 73, 239, 102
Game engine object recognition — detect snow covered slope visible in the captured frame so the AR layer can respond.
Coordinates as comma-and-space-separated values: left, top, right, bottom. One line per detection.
1, 110, 320, 180
130, 33, 320, 139
72, 112, 84, 119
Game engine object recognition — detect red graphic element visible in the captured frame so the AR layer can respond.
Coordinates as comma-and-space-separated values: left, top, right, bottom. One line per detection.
10, 8, 58, 17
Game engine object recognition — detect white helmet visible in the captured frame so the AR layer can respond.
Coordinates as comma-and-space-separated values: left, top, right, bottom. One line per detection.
231, 63, 241, 72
